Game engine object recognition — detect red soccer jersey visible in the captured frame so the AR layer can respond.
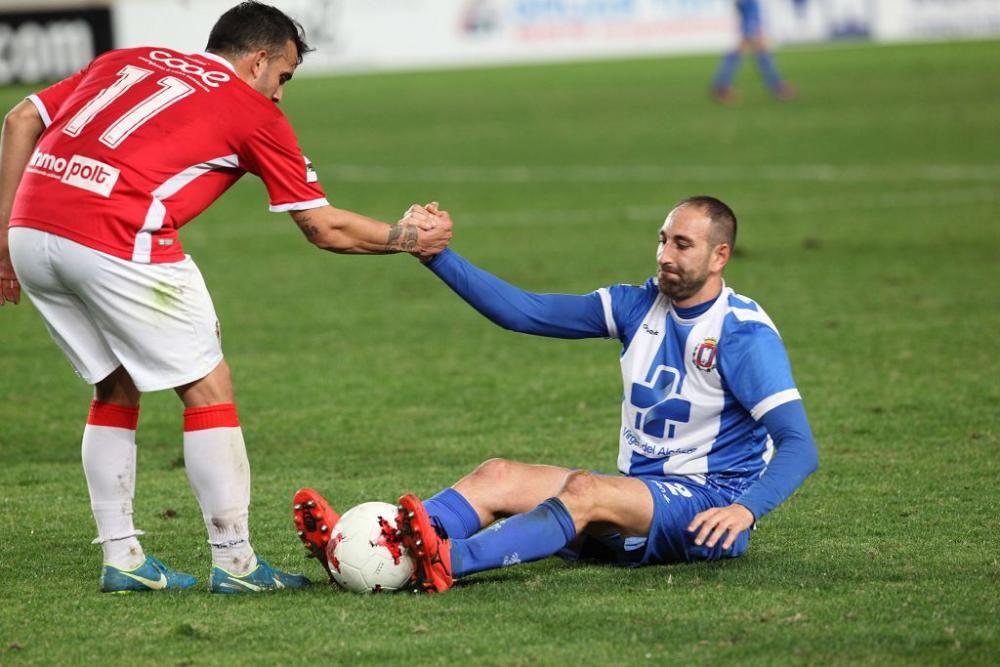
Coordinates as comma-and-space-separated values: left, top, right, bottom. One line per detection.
10, 47, 328, 263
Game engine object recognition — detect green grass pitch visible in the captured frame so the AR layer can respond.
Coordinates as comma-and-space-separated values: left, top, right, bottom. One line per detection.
1, 39, 998, 665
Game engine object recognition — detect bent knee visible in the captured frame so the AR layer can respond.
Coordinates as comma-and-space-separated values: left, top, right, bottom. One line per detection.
177, 359, 234, 407
558, 471, 600, 510
469, 458, 517, 487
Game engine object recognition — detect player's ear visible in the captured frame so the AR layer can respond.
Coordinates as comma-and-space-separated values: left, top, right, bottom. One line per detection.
712, 242, 731, 271
250, 49, 269, 77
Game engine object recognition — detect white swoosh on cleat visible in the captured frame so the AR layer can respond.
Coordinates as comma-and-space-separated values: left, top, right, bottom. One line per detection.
120, 570, 168, 590
219, 578, 263, 592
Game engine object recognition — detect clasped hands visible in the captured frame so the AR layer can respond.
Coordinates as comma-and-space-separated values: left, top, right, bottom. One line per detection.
399, 201, 453, 261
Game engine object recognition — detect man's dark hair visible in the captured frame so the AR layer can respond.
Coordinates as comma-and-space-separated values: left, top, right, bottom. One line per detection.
677, 195, 737, 251
206, 1, 312, 64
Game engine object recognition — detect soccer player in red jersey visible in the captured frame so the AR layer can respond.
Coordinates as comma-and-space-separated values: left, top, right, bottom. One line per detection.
0, 1, 449, 593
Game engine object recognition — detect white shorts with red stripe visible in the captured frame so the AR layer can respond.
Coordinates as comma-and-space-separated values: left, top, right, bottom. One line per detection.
9, 227, 223, 392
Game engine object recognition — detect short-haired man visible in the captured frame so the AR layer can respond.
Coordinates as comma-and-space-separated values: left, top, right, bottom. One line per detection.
0, 1, 449, 593
296, 196, 817, 592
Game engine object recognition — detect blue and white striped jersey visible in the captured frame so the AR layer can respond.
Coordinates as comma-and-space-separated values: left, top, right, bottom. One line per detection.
425, 248, 816, 518
599, 278, 800, 501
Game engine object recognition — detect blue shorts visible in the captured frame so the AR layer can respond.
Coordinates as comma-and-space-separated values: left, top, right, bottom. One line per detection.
737, 0, 763, 38
561, 476, 750, 566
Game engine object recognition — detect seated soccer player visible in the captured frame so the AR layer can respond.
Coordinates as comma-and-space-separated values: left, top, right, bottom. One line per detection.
295, 196, 818, 592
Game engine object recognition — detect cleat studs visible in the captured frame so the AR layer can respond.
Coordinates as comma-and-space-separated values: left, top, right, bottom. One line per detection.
294, 503, 302, 511
320, 524, 328, 533
297, 530, 304, 537
305, 500, 316, 508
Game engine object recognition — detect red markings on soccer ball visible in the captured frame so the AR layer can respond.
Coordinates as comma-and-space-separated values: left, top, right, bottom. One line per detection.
375, 516, 404, 565
326, 532, 344, 573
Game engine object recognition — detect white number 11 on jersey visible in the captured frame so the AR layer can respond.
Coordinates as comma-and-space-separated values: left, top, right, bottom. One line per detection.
63, 64, 195, 149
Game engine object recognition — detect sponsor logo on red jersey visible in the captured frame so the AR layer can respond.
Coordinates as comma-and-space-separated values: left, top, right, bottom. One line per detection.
27, 148, 119, 197
143, 50, 231, 89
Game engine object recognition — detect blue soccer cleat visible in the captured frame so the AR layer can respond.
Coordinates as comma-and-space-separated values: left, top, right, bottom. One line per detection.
100, 555, 198, 593
210, 557, 312, 593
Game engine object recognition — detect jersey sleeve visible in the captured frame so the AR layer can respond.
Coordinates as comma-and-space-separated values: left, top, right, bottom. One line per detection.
601, 279, 659, 344
735, 400, 818, 519
717, 315, 801, 419
28, 67, 89, 127
425, 248, 609, 338
239, 115, 329, 212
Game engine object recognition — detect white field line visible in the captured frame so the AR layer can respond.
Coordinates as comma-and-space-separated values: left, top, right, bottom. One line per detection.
455, 186, 1000, 227
213, 184, 999, 239
320, 163, 1000, 184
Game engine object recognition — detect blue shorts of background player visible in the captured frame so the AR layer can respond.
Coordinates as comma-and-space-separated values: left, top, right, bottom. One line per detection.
561, 476, 750, 566
738, 0, 764, 39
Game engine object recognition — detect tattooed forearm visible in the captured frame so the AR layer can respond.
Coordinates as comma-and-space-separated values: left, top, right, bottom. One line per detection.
385, 223, 419, 252
293, 211, 320, 240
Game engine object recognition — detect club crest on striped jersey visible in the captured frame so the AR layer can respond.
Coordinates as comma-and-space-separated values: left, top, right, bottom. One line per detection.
692, 337, 718, 372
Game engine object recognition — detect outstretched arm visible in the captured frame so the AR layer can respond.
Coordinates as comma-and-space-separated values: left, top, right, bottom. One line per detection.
424, 248, 609, 339
288, 205, 451, 256
0, 99, 46, 306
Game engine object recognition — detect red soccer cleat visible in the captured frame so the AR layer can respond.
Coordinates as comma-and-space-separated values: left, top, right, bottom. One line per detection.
292, 487, 340, 583
396, 494, 453, 593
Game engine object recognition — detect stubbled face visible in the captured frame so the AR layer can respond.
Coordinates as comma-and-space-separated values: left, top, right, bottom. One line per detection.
249, 40, 298, 103
655, 205, 720, 303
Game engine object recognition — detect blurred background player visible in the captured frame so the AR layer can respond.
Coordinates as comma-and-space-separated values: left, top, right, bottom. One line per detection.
711, 0, 796, 103
0, 1, 450, 593
295, 196, 817, 593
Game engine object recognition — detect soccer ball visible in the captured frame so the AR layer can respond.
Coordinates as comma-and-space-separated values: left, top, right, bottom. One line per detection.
327, 501, 415, 593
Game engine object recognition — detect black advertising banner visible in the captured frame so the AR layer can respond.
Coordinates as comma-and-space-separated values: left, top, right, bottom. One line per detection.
0, 6, 113, 85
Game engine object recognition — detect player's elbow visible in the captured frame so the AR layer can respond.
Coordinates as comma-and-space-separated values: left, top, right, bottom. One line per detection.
4, 99, 44, 136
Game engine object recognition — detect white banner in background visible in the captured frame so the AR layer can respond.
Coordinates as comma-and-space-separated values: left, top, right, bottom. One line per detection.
113, 0, 738, 74
109, 0, 1000, 78
892, 0, 1000, 40
769, 0, 876, 44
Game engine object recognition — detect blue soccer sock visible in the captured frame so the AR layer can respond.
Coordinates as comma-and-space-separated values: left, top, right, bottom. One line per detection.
755, 51, 784, 90
450, 498, 577, 579
424, 487, 481, 540
712, 51, 742, 89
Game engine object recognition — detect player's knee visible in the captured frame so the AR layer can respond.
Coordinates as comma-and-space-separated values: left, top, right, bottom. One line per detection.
557, 470, 599, 518
176, 359, 235, 407
468, 458, 515, 488
94, 366, 141, 406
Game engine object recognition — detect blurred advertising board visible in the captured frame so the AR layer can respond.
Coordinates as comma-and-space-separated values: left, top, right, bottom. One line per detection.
5, 1, 997, 84
880, 0, 1000, 41
0, 3, 112, 84
113, 0, 737, 74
